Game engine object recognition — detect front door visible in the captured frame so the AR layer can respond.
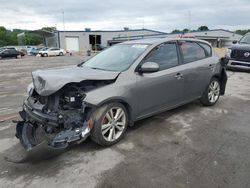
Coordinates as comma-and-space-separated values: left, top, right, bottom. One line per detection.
135, 42, 185, 119
1, 50, 11, 58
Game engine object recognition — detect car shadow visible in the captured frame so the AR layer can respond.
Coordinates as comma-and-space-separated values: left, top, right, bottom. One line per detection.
3, 100, 201, 165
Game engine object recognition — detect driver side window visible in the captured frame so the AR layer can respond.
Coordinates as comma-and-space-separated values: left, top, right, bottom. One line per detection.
144, 43, 179, 71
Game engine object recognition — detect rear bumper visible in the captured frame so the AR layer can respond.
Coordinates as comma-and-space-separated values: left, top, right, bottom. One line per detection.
227, 59, 250, 71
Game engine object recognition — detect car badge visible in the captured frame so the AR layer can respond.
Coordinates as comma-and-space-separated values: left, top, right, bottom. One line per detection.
244, 52, 250, 57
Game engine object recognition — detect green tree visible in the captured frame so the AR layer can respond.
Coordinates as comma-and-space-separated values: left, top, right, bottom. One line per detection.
171, 29, 181, 34
41, 27, 57, 32
198, 26, 209, 31
235, 29, 250, 35
0, 26, 8, 46
0, 26, 45, 46
182, 28, 190, 33
25, 33, 43, 45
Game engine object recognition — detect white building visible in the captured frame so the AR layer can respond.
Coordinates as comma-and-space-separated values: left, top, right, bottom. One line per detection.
54, 29, 166, 52
43, 28, 242, 51
110, 29, 242, 48
169, 29, 242, 48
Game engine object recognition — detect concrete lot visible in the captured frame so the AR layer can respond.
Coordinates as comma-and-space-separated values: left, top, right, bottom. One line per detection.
0, 56, 250, 188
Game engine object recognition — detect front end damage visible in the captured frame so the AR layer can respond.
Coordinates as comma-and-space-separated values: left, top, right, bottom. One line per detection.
15, 80, 111, 155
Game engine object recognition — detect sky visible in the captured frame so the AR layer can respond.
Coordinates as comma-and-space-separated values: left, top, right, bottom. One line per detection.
0, 0, 250, 32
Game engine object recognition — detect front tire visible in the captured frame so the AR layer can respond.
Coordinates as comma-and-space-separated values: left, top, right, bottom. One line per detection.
200, 78, 221, 106
59, 52, 63, 56
90, 102, 128, 146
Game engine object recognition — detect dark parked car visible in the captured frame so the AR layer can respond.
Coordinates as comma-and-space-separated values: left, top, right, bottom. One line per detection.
0, 48, 22, 59
16, 38, 227, 153
226, 32, 250, 71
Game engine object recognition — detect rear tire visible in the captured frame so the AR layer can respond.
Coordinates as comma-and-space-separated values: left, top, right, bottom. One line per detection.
90, 102, 128, 146
200, 77, 221, 106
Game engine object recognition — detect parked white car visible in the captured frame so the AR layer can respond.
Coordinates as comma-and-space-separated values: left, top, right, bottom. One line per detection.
39, 48, 65, 57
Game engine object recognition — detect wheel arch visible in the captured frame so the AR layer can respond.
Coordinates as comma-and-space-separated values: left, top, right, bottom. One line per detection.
96, 98, 135, 126
212, 68, 227, 95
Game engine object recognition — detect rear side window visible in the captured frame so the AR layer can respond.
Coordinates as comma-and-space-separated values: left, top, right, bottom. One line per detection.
144, 43, 179, 71
198, 42, 212, 57
179, 41, 207, 63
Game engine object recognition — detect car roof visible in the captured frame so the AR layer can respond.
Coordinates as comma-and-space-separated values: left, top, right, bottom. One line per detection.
121, 37, 211, 45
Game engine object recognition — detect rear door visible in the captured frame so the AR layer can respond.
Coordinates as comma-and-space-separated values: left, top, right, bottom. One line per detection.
177, 40, 215, 101
53, 48, 60, 55
135, 42, 185, 118
10, 49, 18, 57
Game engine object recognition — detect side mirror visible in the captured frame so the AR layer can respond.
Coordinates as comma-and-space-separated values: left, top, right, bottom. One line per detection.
232, 40, 238, 44
140, 62, 160, 73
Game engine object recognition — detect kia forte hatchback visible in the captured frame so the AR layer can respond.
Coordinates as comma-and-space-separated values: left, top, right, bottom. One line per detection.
16, 38, 227, 152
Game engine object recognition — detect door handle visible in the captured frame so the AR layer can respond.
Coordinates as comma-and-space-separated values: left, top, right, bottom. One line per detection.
175, 73, 183, 80
209, 64, 214, 70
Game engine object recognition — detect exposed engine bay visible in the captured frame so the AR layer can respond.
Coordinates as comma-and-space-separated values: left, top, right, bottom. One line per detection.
16, 80, 114, 152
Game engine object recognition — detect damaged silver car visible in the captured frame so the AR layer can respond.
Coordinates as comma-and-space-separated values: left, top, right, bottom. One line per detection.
16, 38, 227, 152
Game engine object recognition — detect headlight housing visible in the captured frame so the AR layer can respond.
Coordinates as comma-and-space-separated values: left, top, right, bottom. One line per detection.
226, 48, 232, 58
27, 83, 34, 96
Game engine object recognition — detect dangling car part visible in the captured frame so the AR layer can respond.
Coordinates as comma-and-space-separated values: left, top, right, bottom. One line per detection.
15, 38, 227, 159
15, 77, 116, 152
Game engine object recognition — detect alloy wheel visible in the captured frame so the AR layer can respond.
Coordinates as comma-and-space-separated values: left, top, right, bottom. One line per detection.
208, 80, 220, 103
101, 107, 126, 142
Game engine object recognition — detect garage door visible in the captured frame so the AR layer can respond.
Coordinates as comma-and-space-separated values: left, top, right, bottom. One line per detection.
65, 37, 80, 52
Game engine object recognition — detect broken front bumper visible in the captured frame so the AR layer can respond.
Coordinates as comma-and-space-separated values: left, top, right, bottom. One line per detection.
16, 99, 92, 151
22, 99, 58, 126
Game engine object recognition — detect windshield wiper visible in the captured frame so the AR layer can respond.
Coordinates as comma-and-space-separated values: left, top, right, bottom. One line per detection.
90, 67, 108, 71
240, 42, 250, 44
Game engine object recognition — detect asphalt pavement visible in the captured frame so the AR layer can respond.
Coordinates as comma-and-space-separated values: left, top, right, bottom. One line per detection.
0, 56, 249, 188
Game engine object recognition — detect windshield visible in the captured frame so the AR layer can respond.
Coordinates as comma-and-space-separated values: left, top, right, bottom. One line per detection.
83, 44, 148, 71
240, 34, 250, 44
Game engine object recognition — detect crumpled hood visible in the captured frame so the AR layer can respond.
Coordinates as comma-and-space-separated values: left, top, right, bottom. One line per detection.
32, 66, 120, 96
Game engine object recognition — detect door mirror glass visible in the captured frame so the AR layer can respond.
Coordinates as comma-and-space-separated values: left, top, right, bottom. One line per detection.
232, 40, 238, 44
140, 62, 159, 73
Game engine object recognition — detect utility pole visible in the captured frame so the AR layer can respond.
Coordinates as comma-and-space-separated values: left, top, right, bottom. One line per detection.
62, 11, 65, 31
188, 10, 191, 32
94, 35, 97, 53
62, 11, 66, 50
